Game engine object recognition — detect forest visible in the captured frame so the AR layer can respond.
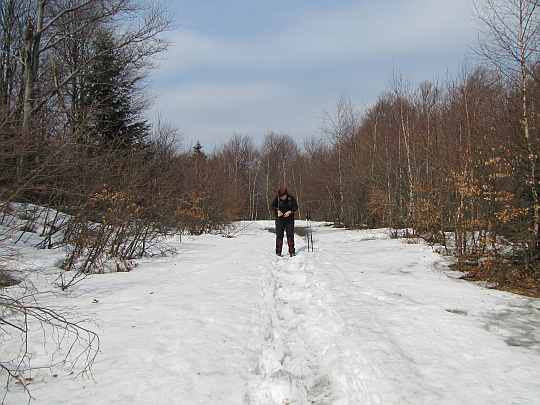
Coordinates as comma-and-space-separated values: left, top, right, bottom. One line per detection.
0, 0, 539, 295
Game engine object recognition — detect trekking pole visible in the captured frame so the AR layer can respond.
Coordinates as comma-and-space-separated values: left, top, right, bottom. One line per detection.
306, 210, 313, 252
309, 213, 313, 251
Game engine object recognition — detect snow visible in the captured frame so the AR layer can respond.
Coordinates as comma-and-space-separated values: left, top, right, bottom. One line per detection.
2, 221, 540, 404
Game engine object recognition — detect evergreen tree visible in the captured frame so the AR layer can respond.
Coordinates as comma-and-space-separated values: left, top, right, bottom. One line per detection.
84, 31, 150, 154
191, 140, 207, 188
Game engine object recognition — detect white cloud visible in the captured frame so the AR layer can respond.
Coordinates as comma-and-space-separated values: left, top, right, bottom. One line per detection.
152, 80, 310, 147
158, 0, 474, 79
267, 0, 474, 63
162, 80, 288, 113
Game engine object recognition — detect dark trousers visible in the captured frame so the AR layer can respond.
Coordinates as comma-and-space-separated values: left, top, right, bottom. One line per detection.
276, 218, 295, 254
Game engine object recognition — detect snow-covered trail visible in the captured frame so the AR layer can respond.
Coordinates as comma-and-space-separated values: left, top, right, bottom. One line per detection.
3, 221, 540, 404
247, 224, 540, 404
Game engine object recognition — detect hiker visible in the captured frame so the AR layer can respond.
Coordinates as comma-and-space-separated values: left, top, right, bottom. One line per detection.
271, 187, 298, 257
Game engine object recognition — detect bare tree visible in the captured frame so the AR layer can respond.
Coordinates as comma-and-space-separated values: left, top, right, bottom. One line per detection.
261, 132, 299, 217
302, 136, 334, 221
219, 134, 261, 220
319, 92, 360, 224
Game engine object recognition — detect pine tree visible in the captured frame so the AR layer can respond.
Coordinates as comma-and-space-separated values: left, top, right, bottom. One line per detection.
84, 32, 150, 155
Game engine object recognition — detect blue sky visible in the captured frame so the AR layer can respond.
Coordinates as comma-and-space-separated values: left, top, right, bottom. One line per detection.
150, 0, 478, 151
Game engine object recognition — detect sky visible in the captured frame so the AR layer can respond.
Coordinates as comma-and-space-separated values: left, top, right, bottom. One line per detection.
149, 0, 478, 151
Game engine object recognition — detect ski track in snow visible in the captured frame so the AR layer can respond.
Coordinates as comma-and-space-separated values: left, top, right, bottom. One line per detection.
2, 221, 540, 404
247, 228, 433, 404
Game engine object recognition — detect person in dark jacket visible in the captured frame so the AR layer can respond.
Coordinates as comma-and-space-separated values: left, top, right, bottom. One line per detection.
270, 187, 298, 256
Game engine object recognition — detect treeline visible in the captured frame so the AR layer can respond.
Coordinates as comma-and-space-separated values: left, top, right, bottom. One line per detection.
200, 63, 540, 266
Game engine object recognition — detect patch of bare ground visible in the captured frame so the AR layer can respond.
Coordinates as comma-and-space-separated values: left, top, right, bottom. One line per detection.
451, 261, 540, 298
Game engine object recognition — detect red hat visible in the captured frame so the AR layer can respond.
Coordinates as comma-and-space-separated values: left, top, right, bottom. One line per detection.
278, 187, 287, 197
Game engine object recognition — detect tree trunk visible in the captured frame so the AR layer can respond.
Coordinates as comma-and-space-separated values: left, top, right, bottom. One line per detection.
19, 1, 46, 179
